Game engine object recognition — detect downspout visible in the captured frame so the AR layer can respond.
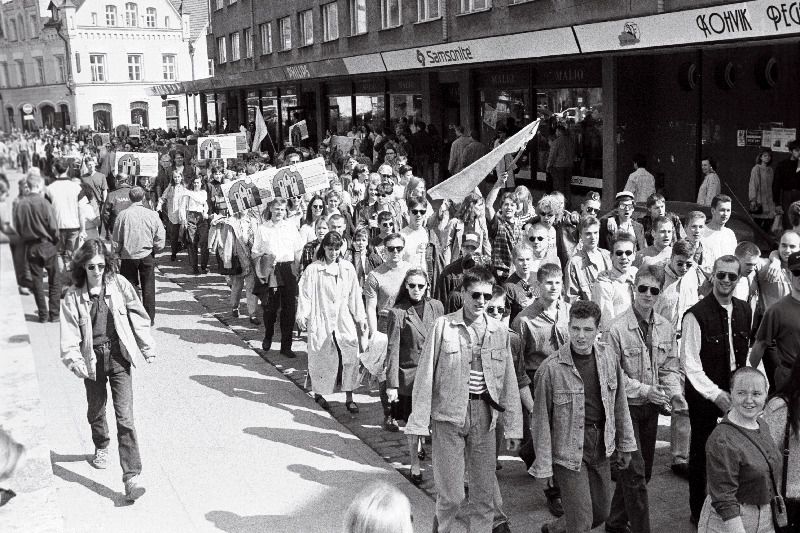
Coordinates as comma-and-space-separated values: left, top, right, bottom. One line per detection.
189, 40, 197, 129
55, 24, 74, 95
441, 0, 448, 42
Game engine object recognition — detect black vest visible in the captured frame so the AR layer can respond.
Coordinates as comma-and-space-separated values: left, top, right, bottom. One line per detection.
684, 293, 751, 417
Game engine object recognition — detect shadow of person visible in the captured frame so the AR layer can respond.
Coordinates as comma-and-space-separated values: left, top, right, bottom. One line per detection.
50, 463, 132, 507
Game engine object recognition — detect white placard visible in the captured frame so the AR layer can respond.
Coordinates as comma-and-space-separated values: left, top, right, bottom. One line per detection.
114, 152, 159, 177
128, 124, 141, 138
198, 135, 238, 160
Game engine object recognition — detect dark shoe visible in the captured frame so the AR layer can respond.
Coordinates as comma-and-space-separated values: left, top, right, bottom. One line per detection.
261, 340, 272, 352
690, 515, 699, 526
345, 401, 359, 414
201, 268, 209, 274
49, 316, 59, 323
417, 448, 426, 461
547, 496, 564, 517
315, 395, 330, 410
231, 308, 240, 318
671, 463, 690, 480
124, 475, 145, 502
170, 255, 177, 262
38, 316, 47, 323
280, 349, 297, 359
18, 287, 30, 295
410, 471, 422, 486
249, 316, 261, 325
192, 268, 200, 275
492, 522, 511, 533
383, 416, 399, 432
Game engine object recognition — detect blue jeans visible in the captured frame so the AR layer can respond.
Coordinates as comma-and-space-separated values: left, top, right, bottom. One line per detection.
607, 403, 659, 533
549, 425, 612, 533
84, 344, 142, 482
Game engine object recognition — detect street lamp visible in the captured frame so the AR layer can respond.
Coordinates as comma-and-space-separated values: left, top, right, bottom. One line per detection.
44, 1, 75, 95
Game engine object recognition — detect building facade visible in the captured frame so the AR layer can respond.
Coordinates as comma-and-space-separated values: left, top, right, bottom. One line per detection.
0, 0, 210, 133
160, 0, 799, 206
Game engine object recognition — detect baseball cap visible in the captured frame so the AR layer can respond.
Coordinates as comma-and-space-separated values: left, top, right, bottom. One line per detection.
462, 233, 480, 249
615, 191, 634, 203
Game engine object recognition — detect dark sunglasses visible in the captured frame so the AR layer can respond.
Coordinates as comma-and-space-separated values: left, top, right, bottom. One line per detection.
411, 209, 426, 215
584, 206, 598, 213
471, 292, 493, 301
86, 264, 106, 271
311, 204, 324, 209
381, 222, 394, 228
715, 271, 739, 282
407, 283, 426, 290
386, 245, 404, 253
380, 174, 393, 178
486, 306, 506, 314
614, 250, 634, 257
637, 285, 661, 296
529, 236, 546, 242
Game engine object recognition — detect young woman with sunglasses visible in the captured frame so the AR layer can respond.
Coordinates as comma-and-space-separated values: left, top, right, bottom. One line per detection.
385, 269, 444, 484
299, 194, 327, 244
59, 238, 155, 502
364, 233, 412, 432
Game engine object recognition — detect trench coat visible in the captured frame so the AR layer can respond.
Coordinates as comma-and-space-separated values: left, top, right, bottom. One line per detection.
297, 259, 367, 395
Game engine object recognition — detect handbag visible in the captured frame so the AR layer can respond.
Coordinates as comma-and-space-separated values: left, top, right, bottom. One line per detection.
720, 421, 789, 530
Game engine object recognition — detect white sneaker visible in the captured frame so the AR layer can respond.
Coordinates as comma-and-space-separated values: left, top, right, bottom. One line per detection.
90, 447, 109, 469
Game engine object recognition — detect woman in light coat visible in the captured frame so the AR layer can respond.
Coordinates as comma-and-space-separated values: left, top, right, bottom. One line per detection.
749, 148, 775, 231
297, 231, 367, 413
157, 169, 186, 261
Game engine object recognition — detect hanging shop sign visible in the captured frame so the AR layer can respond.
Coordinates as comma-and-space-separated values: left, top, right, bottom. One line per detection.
381, 27, 579, 71
574, 0, 800, 54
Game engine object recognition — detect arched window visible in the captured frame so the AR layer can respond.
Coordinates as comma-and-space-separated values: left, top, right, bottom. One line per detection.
145, 8, 156, 27
125, 3, 138, 27
17, 15, 25, 40
93, 103, 113, 132
130, 101, 148, 127
40, 105, 56, 129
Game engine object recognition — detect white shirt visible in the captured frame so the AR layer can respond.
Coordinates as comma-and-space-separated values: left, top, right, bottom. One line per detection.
252, 218, 303, 263
400, 226, 429, 271
681, 301, 735, 402
47, 178, 83, 229
701, 226, 737, 264
624, 168, 655, 204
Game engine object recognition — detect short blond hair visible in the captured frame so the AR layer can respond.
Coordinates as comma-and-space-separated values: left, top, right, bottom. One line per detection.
343, 482, 412, 533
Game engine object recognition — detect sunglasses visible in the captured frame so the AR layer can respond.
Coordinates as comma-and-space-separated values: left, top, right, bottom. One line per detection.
387, 245, 404, 253
529, 236, 546, 242
471, 292, 493, 301
618, 203, 634, 210
584, 206, 598, 213
637, 285, 661, 295
407, 283, 426, 290
715, 271, 739, 282
614, 250, 634, 257
411, 209, 426, 215
312, 204, 324, 209
380, 174, 393, 179
86, 264, 106, 272
381, 222, 394, 228
486, 306, 506, 314
675, 261, 694, 268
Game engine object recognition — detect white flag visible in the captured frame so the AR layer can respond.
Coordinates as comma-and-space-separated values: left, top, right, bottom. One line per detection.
429, 119, 541, 202
252, 107, 268, 153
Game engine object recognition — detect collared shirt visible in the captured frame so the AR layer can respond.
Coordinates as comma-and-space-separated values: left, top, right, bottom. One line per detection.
13, 194, 59, 243
681, 301, 736, 402
512, 298, 570, 374
503, 272, 536, 324
491, 216, 523, 280
633, 245, 672, 269
624, 167, 656, 204
701, 226, 737, 264
654, 264, 703, 333
592, 266, 638, 331
252, 218, 304, 263
112, 204, 165, 260
565, 247, 612, 303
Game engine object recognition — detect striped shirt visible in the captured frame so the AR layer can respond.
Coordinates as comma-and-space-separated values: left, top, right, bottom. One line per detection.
468, 317, 488, 394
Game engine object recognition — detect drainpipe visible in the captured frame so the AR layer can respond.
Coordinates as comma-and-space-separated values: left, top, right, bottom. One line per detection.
55, 24, 75, 95
441, 0, 448, 42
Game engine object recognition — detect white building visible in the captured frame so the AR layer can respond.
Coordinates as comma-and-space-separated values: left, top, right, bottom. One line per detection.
0, 0, 209, 133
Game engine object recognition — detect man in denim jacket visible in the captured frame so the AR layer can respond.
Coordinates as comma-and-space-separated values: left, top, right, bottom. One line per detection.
604, 265, 682, 533
532, 300, 637, 533
407, 266, 522, 533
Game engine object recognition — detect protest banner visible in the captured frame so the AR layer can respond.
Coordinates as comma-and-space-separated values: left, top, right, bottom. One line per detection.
198, 135, 237, 160
128, 124, 141, 138
227, 132, 249, 153
114, 152, 159, 177
221, 157, 328, 215
330, 135, 356, 158
92, 133, 110, 147
429, 119, 540, 201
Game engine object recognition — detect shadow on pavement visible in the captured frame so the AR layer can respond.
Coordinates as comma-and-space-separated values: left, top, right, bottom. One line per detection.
50, 453, 131, 507
206, 509, 343, 533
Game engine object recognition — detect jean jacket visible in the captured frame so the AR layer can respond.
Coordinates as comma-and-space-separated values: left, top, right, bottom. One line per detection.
60, 274, 156, 381
406, 309, 523, 440
531, 342, 637, 477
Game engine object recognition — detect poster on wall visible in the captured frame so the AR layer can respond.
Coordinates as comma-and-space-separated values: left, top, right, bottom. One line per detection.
220, 157, 328, 215
746, 131, 763, 147
198, 135, 238, 160
737, 130, 746, 147
128, 124, 141, 138
114, 152, 159, 177
483, 104, 498, 129
771, 128, 797, 153
762, 130, 773, 149
92, 133, 110, 147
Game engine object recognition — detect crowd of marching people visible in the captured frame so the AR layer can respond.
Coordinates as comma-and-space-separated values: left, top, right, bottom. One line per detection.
1, 122, 800, 533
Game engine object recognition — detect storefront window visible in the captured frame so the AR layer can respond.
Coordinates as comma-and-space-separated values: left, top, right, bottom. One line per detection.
246, 90, 259, 124
355, 94, 385, 133
328, 95, 353, 135
260, 88, 279, 157
205, 93, 217, 133
389, 93, 421, 131
215, 92, 228, 133
478, 87, 534, 181
536, 87, 603, 184
280, 88, 299, 147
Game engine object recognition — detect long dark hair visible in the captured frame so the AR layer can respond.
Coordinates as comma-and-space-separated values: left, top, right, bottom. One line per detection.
394, 268, 428, 306
304, 194, 325, 225
315, 231, 344, 261
71, 238, 118, 288
775, 356, 800, 436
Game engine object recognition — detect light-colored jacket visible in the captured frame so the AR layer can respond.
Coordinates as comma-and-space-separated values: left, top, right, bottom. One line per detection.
604, 307, 682, 405
406, 309, 523, 440
565, 248, 612, 303
60, 275, 155, 381
531, 342, 637, 477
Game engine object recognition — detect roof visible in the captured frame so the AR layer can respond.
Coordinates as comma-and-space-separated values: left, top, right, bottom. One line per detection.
168, 0, 207, 41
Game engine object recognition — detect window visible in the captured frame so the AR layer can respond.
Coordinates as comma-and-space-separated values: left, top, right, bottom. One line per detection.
217, 36, 227, 63
259, 22, 272, 54
91, 12, 98, 25
417, 0, 439, 21
208, 59, 214, 77
230, 32, 240, 61
322, 2, 338, 41
35, 57, 45, 84
55, 55, 65, 83
17, 16, 25, 40
162, 54, 176, 80
214, 0, 223, 10
164, 16, 170, 27
299, 10, 313, 46
244, 28, 253, 58
29, 14, 38, 37
145, 8, 156, 27
278, 17, 291, 50
127, 54, 142, 80
125, 3, 138, 26
90, 54, 106, 81
105, 5, 117, 25
0, 63, 8, 88
8, 18, 17, 40
460, 0, 490, 13
349, 0, 366, 35
380, 0, 401, 28
15, 60, 26, 86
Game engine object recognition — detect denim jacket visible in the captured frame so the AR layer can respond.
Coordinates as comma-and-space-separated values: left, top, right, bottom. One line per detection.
531, 342, 637, 477
60, 274, 156, 381
604, 307, 682, 406
406, 309, 523, 440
